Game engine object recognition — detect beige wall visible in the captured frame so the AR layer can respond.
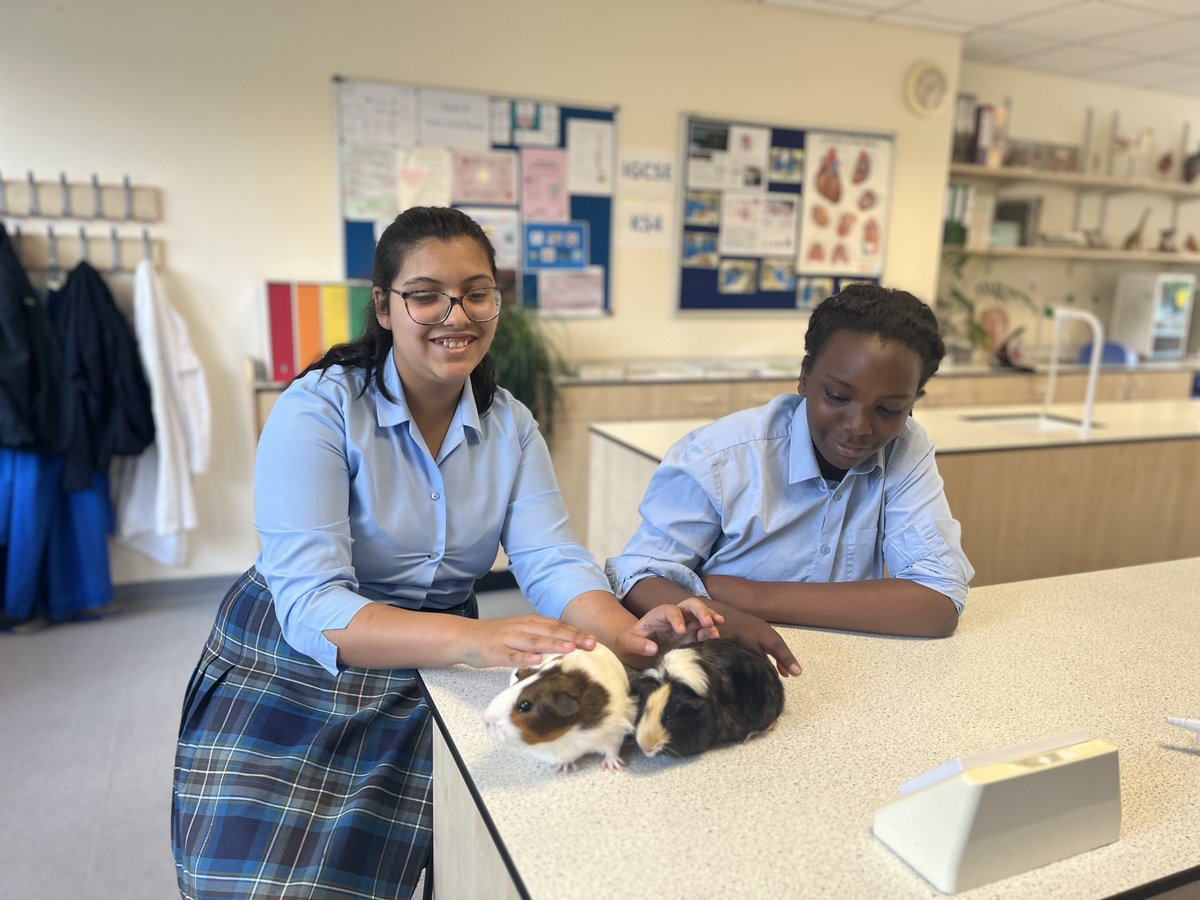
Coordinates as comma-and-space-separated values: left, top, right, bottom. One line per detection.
3, 0, 963, 583
14, 3, 1200, 586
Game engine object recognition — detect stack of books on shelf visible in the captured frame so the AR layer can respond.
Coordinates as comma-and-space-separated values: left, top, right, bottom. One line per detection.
951, 94, 1008, 168
943, 182, 973, 246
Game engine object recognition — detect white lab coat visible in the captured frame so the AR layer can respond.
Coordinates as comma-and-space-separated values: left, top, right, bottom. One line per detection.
112, 259, 211, 565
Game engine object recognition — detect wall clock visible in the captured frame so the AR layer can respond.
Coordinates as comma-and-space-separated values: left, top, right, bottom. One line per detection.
904, 60, 950, 118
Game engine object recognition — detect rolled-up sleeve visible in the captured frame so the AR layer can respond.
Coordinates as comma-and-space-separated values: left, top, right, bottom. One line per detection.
605, 440, 722, 601
254, 381, 370, 674
881, 439, 975, 613
502, 414, 610, 617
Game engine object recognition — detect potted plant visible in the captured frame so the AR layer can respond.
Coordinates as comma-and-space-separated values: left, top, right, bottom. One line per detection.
936, 250, 1037, 363
491, 301, 571, 440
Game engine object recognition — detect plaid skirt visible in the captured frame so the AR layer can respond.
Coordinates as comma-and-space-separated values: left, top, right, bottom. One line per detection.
172, 567, 476, 900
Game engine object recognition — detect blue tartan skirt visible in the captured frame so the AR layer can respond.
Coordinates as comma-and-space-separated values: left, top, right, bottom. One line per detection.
172, 567, 476, 900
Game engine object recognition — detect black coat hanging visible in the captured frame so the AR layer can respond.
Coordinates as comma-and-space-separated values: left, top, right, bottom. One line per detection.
0, 223, 71, 454
49, 261, 154, 492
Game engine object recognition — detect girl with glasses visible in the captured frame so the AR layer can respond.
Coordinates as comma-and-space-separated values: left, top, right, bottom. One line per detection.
173, 206, 720, 899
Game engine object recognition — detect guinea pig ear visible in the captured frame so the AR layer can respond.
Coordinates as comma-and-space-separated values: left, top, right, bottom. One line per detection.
513, 666, 539, 682
630, 676, 655, 700
548, 691, 580, 719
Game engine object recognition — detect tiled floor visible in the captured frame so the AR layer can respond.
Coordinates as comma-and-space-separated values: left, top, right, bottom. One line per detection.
0, 580, 533, 900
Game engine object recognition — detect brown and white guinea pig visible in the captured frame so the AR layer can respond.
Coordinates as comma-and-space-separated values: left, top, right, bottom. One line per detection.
632, 638, 784, 758
482, 643, 636, 773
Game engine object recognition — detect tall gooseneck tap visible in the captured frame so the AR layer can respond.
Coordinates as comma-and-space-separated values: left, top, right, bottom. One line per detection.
1043, 306, 1103, 439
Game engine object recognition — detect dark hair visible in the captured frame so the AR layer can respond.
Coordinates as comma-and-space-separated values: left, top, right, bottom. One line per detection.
801, 282, 945, 392
302, 207, 499, 410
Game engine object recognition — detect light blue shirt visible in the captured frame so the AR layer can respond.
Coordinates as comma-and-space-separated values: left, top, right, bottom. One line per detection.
254, 351, 610, 674
606, 394, 974, 612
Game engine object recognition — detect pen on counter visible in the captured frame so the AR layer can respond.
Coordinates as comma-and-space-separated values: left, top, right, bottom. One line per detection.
1166, 717, 1200, 743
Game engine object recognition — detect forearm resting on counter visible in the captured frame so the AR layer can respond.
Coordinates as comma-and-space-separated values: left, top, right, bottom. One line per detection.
703, 574, 959, 638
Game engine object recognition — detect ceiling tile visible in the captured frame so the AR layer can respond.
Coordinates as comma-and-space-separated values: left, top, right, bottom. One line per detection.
998, 2, 1172, 41
758, 0, 842, 12
1007, 43, 1143, 74
754, 0, 1200, 94
1152, 76, 1200, 96
962, 29, 1061, 62
904, 0, 1081, 26
1104, 0, 1200, 14
874, 10, 973, 31
813, 0, 914, 11
1086, 57, 1200, 85
1091, 17, 1200, 54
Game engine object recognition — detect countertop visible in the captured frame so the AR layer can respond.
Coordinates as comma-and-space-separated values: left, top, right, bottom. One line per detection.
420, 558, 1200, 899
588, 397, 1200, 459
561, 356, 1199, 386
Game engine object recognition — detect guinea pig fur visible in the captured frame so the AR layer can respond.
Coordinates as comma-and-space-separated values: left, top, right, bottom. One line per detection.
482, 643, 636, 773
632, 638, 784, 758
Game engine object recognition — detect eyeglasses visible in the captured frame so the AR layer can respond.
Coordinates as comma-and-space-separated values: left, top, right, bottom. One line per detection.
389, 287, 502, 325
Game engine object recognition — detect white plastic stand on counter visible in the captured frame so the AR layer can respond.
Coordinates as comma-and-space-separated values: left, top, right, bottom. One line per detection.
873, 731, 1121, 894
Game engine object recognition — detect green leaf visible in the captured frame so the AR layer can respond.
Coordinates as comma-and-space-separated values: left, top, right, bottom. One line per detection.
491, 303, 568, 438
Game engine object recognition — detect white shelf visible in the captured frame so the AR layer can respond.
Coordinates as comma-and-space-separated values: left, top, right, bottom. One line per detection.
949, 163, 1200, 200
945, 244, 1200, 265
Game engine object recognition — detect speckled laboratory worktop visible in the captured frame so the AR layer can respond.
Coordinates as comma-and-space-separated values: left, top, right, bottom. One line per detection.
588, 397, 1200, 460
560, 357, 1198, 385
421, 559, 1200, 898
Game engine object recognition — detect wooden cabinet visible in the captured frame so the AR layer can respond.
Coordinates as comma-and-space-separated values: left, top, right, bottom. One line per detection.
920, 368, 1193, 409
249, 362, 1193, 551
1126, 369, 1194, 400
729, 378, 799, 409
552, 381, 745, 547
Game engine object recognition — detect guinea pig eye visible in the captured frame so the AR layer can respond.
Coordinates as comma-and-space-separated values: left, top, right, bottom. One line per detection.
516, 700, 533, 714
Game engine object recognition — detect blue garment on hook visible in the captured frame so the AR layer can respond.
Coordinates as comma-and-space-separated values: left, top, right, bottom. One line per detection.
0, 449, 112, 623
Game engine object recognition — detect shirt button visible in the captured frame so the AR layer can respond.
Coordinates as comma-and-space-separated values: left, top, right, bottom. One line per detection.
431, 491, 440, 500
821, 544, 831, 555
833, 492, 842, 501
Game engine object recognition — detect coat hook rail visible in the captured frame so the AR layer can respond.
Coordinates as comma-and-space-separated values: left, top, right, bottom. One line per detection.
60, 172, 71, 218
7, 223, 165, 275
27, 171, 40, 217
0, 171, 161, 222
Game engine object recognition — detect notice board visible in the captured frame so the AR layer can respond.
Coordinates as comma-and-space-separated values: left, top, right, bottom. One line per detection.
678, 115, 894, 312
334, 77, 616, 316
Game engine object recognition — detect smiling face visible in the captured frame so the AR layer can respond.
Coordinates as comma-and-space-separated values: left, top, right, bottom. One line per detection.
799, 330, 922, 472
374, 236, 498, 400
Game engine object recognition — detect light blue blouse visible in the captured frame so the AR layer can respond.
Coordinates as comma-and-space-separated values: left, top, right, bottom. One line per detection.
254, 351, 610, 674
606, 394, 974, 612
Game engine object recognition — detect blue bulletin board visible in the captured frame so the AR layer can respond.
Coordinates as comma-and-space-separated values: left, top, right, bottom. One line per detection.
678, 115, 894, 312
334, 77, 616, 316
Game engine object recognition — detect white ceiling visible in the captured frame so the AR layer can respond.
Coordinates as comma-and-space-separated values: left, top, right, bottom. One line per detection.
759, 0, 1200, 97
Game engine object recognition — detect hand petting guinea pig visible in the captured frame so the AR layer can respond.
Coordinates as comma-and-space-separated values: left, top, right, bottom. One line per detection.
631, 638, 784, 758
483, 643, 636, 773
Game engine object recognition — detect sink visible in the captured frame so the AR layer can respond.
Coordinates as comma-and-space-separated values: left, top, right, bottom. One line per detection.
961, 412, 1102, 433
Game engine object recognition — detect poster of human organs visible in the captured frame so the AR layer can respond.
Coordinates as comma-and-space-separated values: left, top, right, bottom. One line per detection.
799, 131, 892, 278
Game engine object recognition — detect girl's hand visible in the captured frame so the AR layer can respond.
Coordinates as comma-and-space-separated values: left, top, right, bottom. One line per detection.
462, 615, 596, 669
714, 606, 803, 677
615, 596, 724, 660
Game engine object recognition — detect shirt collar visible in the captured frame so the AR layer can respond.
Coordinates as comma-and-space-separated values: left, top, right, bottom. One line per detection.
788, 397, 883, 484
375, 348, 483, 436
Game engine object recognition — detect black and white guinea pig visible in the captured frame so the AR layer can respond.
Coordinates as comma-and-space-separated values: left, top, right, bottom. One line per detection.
482, 643, 636, 773
632, 638, 784, 758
